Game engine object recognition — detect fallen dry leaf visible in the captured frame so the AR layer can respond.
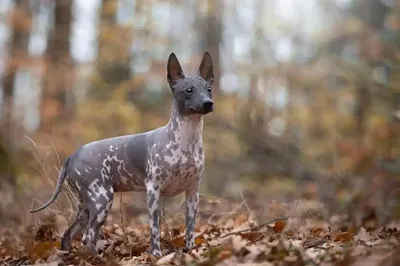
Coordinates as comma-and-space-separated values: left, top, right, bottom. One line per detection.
169, 236, 185, 248
34, 223, 57, 242
273, 220, 287, 233
1, 198, 399, 266
239, 231, 264, 243
195, 235, 206, 245
155, 252, 176, 265
217, 249, 233, 261
333, 231, 354, 243
234, 214, 249, 227
310, 227, 323, 236
25, 240, 61, 262
302, 237, 327, 249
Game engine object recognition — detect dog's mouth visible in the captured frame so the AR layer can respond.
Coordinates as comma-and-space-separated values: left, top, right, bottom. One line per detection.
188, 107, 213, 115
202, 108, 213, 114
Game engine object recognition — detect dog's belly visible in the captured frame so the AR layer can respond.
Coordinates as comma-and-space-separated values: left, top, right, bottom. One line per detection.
69, 161, 146, 194
161, 173, 199, 197
98, 156, 146, 192
113, 176, 146, 192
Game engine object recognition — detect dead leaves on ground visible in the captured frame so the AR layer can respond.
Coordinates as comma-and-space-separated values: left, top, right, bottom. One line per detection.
271, 219, 287, 233
24, 240, 61, 262
1, 213, 400, 265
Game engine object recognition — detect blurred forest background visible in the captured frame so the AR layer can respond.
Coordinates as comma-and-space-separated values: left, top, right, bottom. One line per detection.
0, 0, 399, 231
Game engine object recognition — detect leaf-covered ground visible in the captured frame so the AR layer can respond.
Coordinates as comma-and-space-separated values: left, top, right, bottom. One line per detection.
1, 196, 400, 266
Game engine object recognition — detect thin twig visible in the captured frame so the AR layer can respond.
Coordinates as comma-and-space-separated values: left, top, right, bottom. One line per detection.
24, 135, 37, 149
28, 197, 69, 226
206, 202, 245, 224
120, 193, 127, 243
239, 188, 255, 219
27, 136, 76, 218
32, 151, 48, 180
220, 216, 289, 238
29, 197, 35, 224
47, 134, 63, 168
160, 197, 165, 225
43, 151, 51, 171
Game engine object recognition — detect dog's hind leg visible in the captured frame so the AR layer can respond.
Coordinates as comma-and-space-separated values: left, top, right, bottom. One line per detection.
61, 200, 89, 251
82, 191, 114, 253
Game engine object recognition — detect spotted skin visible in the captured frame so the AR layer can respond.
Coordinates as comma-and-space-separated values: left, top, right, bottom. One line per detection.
60, 197, 89, 250
185, 191, 199, 251
30, 52, 214, 257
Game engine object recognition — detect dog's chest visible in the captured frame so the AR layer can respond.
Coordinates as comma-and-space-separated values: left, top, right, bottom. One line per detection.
149, 141, 204, 196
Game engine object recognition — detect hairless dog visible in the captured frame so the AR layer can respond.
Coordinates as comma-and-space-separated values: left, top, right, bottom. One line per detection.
30, 52, 214, 257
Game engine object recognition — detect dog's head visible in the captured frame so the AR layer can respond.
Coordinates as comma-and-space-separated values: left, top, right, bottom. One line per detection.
167, 52, 214, 116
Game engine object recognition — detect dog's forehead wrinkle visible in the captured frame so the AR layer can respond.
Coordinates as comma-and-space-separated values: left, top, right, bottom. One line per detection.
186, 76, 207, 85
174, 77, 208, 96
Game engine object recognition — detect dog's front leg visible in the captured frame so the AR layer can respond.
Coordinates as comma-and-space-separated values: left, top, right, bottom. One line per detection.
146, 183, 162, 257
184, 190, 199, 252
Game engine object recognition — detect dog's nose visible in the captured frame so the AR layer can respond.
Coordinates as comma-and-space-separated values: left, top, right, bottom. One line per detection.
203, 101, 214, 112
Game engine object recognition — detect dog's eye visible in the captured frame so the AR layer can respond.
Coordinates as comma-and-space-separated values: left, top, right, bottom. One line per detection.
185, 87, 193, 93
207, 87, 212, 92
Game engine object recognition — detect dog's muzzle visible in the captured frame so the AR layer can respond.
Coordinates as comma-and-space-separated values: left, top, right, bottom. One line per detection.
202, 101, 214, 113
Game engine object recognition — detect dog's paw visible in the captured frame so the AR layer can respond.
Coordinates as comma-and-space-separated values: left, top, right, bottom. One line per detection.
96, 239, 108, 253
149, 249, 163, 257
182, 247, 191, 253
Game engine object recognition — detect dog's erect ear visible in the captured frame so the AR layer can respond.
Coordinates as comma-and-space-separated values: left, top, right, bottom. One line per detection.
167, 53, 185, 87
198, 51, 214, 85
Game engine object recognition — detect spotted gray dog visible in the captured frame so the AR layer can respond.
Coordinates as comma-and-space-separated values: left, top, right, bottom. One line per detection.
30, 52, 214, 257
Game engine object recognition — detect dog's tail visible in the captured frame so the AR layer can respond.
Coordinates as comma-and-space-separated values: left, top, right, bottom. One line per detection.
30, 157, 70, 213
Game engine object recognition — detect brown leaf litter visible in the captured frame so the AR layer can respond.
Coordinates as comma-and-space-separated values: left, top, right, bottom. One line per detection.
1, 201, 400, 266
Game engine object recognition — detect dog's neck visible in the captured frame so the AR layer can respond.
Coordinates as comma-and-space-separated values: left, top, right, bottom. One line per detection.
165, 100, 203, 152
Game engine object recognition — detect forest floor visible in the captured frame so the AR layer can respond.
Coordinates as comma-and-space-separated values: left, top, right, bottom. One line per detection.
1, 179, 400, 266
1, 191, 400, 266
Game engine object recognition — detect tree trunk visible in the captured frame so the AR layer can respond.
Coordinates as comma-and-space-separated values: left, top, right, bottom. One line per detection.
1, 0, 31, 139
88, 0, 132, 100
39, 0, 74, 131
355, 82, 370, 145
202, 0, 222, 93
0, 0, 31, 222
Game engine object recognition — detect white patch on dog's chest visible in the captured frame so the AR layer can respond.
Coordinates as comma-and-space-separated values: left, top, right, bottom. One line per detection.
160, 146, 204, 196
147, 115, 204, 196
171, 152, 202, 177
